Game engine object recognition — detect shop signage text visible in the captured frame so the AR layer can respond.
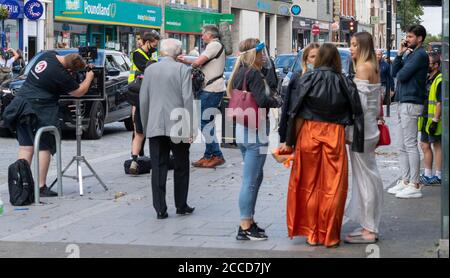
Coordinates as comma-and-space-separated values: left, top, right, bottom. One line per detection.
55, 0, 162, 28
256, 0, 270, 12
165, 7, 234, 34
24, 0, 43, 20
0, 0, 23, 19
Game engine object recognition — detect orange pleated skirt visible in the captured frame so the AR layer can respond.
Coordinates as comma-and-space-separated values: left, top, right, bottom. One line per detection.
287, 120, 348, 247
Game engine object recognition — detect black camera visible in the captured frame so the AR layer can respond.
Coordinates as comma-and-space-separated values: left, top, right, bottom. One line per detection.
59, 47, 105, 100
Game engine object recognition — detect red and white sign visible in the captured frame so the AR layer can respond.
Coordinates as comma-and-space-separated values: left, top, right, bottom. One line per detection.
35, 61, 47, 74
312, 24, 320, 36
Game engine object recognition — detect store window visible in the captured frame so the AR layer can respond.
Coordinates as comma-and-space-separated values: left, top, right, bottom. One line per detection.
4, 19, 19, 50
54, 23, 88, 48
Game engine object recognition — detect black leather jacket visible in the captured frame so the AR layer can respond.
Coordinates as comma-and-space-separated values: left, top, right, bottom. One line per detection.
284, 67, 365, 153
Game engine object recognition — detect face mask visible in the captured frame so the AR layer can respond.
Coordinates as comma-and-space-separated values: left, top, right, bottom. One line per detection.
307, 63, 314, 71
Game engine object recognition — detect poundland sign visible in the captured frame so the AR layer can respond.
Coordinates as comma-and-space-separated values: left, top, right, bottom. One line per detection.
55, 0, 162, 28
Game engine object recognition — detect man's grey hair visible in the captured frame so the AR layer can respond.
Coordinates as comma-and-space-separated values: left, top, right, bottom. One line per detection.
202, 25, 220, 39
160, 39, 183, 58
376, 49, 384, 55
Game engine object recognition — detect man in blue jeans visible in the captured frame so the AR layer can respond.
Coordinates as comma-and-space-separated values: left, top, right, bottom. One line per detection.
178, 25, 226, 168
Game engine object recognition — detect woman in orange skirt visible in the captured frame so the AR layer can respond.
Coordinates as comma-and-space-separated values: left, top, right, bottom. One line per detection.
283, 44, 365, 248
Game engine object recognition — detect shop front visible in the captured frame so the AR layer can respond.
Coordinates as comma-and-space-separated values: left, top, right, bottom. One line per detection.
54, 0, 162, 55
316, 21, 331, 43
0, 0, 24, 50
165, 6, 234, 54
292, 17, 313, 50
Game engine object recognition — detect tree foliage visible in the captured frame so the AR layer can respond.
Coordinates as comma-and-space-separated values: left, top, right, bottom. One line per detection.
397, 0, 424, 31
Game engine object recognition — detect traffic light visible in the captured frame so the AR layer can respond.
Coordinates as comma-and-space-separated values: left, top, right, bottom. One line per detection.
349, 19, 358, 34
349, 20, 355, 33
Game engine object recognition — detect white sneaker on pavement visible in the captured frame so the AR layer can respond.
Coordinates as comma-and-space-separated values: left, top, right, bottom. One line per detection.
388, 180, 408, 195
395, 184, 423, 199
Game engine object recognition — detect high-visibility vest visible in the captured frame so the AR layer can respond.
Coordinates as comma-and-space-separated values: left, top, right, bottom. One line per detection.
128, 48, 151, 83
418, 73, 443, 135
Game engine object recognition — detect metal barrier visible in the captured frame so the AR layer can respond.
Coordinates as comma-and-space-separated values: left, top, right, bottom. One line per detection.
33, 126, 63, 205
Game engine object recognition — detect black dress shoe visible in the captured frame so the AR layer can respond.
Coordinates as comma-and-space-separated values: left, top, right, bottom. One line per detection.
157, 212, 168, 219
40, 185, 58, 197
176, 206, 195, 215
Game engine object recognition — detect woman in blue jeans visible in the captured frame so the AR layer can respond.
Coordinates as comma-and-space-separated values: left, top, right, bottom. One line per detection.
227, 38, 282, 241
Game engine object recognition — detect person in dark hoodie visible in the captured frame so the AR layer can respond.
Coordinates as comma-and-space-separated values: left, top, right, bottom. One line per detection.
283, 43, 364, 248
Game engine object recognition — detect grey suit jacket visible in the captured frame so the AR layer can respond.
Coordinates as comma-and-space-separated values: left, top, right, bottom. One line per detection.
139, 57, 195, 142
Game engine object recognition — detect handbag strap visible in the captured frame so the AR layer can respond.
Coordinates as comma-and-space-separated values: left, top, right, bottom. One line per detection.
241, 68, 252, 92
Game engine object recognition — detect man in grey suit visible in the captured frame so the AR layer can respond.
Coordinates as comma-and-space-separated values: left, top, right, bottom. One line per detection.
140, 39, 196, 219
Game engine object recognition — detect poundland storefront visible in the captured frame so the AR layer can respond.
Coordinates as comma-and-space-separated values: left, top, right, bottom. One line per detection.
54, 0, 161, 55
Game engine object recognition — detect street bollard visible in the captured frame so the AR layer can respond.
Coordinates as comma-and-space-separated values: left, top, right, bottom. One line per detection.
33, 126, 63, 205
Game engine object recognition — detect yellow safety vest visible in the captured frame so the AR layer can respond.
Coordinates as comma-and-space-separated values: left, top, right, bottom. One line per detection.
418, 73, 443, 135
128, 48, 151, 84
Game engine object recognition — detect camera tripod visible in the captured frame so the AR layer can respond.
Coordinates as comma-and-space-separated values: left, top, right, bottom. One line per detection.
50, 100, 108, 195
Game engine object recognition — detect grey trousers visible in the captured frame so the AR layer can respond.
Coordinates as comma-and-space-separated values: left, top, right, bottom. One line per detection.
397, 103, 424, 184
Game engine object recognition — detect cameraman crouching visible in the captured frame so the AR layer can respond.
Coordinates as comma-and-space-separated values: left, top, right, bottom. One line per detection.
15, 51, 94, 197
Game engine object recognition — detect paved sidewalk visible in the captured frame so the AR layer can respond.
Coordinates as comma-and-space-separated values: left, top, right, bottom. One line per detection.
0, 104, 442, 258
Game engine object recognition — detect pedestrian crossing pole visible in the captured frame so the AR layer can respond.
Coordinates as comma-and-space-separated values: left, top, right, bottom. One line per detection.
386, 0, 392, 117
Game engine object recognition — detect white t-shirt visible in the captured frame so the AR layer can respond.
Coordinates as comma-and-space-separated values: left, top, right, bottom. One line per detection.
0, 57, 15, 68
201, 39, 226, 93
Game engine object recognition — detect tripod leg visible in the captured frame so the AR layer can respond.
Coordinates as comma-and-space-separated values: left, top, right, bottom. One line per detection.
78, 160, 84, 196
83, 159, 109, 191
49, 157, 76, 191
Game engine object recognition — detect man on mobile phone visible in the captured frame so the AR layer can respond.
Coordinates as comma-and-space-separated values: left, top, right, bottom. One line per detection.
389, 25, 429, 199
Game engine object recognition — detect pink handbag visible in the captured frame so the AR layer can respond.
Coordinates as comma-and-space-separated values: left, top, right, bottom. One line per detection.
226, 70, 262, 129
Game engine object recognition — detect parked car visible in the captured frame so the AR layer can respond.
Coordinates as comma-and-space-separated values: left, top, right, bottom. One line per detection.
274, 54, 296, 83
0, 49, 133, 139
224, 56, 237, 85
279, 48, 354, 99
428, 42, 442, 55
383, 49, 398, 61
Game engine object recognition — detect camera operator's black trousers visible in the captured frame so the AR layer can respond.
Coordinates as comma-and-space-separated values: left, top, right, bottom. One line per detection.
149, 136, 190, 214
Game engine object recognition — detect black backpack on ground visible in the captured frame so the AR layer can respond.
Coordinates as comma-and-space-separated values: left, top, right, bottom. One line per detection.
124, 156, 175, 175
8, 159, 34, 206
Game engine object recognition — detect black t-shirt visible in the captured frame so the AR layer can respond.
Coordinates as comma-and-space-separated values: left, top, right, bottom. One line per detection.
133, 48, 151, 74
18, 51, 80, 102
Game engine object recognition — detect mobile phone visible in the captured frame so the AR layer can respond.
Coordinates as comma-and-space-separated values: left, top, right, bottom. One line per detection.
402, 41, 408, 47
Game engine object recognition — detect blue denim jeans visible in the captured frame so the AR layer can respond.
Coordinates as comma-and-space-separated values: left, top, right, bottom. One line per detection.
236, 123, 269, 220
199, 90, 225, 159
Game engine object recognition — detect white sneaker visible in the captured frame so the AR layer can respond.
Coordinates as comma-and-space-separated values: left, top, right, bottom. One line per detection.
395, 184, 423, 199
387, 180, 408, 195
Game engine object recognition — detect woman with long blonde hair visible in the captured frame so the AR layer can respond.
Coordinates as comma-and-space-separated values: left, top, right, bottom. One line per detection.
228, 38, 282, 241
345, 31, 384, 244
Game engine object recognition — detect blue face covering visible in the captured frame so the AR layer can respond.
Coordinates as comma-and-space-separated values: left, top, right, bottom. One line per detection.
307, 63, 314, 71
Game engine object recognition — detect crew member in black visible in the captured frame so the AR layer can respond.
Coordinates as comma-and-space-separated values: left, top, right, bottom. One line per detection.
15, 51, 94, 197
129, 31, 160, 175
